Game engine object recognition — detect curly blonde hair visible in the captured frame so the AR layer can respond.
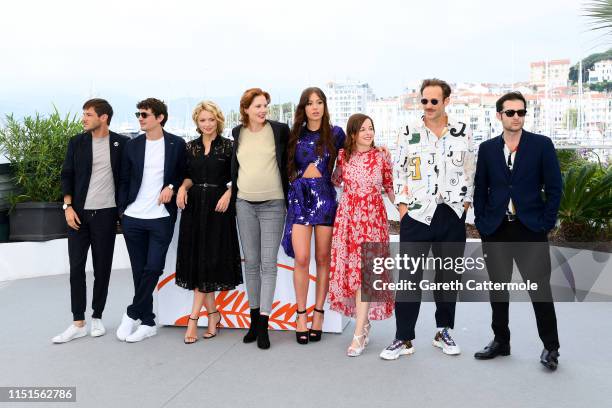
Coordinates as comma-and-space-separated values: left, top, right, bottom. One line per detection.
192, 101, 225, 136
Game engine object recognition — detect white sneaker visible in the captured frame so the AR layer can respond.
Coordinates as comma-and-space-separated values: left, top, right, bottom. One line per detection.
379, 339, 415, 360
116, 313, 139, 341
125, 325, 157, 343
90, 318, 106, 337
52, 324, 87, 344
432, 328, 461, 355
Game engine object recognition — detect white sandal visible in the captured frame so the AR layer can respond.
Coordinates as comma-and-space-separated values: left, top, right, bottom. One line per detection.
347, 333, 367, 357
363, 321, 372, 346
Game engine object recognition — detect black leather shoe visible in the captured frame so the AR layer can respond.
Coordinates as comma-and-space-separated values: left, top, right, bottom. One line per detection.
474, 340, 511, 360
540, 349, 560, 371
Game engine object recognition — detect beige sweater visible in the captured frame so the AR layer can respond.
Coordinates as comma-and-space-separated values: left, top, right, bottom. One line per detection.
237, 123, 284, 201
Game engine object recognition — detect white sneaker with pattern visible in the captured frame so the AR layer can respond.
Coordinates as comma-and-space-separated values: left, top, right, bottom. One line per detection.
379, 339, 415, 360
432, 328, 461, 355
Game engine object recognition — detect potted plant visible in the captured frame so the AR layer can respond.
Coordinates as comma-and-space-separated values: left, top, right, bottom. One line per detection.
0, 108, 82, 241
556, 162, 612, 243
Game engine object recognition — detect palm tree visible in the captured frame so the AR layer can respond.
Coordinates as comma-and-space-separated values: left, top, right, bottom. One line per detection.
585, 0, 612, 36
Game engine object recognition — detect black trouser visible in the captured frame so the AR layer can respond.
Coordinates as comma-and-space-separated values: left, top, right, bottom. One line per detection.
122, 215, 175, 326
481, 219, 559, 351
67, 207, 118, 321
395, 204, 466, 341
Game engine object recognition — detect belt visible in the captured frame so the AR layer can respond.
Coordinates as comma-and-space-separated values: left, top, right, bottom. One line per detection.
505, 214, 517, 222
194, 183, 220, 188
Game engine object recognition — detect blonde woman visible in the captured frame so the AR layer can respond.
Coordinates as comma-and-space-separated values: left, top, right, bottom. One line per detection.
175, 101, 242, 344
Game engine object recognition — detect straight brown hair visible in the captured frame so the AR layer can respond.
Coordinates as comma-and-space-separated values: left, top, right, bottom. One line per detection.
287, 87, 336, 181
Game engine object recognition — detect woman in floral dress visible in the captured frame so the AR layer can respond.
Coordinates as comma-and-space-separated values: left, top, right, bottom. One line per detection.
329, 113, 395, 357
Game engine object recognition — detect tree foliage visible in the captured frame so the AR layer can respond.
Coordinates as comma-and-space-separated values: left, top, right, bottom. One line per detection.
568, 48, 612, 83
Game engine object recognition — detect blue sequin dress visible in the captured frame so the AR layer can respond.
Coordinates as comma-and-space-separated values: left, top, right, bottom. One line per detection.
281, 125, 346, 258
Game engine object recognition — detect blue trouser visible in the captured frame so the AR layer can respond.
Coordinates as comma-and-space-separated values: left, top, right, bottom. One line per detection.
122, 215, 175, 326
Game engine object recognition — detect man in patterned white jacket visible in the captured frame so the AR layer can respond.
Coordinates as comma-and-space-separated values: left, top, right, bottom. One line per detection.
380, 78, 476, 360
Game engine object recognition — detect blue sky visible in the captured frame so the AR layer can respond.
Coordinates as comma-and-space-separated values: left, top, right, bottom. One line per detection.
0, 0, 609, 119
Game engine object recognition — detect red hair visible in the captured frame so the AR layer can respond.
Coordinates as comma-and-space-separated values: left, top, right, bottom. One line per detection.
239, 88, 271, 126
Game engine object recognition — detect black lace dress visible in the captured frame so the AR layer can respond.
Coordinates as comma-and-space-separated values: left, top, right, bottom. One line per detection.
175, 136, 243, 292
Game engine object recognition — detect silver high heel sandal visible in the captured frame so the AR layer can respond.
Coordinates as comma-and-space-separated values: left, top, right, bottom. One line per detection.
363, 321, 371, 346
347, 333, 367, 357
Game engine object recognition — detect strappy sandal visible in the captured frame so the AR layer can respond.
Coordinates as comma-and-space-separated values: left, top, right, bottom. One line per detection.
363, 320, 371, 346
184, 316, 199, 344
347, 333, 367, 357
203, 311, 221, 339
295, 309, 309, 345
309, 308, 325, 342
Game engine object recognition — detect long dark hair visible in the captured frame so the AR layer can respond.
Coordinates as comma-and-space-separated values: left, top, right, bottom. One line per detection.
344, 113, 375, 161
287, 87, 336, 182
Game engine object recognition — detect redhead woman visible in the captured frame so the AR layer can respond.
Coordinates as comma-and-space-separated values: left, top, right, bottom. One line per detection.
230, 88, 290, 350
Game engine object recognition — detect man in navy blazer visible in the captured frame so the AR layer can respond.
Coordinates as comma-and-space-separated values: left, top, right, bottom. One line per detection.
473, 92, 562, 370
115, 98, 186, 343
54, 99, 128, 344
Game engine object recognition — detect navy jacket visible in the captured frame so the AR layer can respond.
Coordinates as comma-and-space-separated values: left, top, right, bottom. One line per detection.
473, 130, 562, 236
118, 131, 186, 219
60, 131, 129, 215
230, 120, 290, 207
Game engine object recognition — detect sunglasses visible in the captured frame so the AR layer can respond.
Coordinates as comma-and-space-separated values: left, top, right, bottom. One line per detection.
501, 109, 527, 117
135, 112, 155, 119
420, 98, 440, 106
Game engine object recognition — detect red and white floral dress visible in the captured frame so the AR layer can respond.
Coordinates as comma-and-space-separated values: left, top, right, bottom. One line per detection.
329, 148, 394, 320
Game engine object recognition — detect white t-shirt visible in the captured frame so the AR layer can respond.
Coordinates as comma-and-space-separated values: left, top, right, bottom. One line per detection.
124, 137, 170, 219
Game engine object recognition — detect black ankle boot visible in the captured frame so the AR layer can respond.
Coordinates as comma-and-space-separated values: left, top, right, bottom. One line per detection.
257, 314, 270, 349
243, 308, 260, 343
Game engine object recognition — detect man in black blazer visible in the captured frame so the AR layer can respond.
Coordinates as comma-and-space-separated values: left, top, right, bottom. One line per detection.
473, 92, 562, 370
54, 98, 128, 344
115, 98, 185, 343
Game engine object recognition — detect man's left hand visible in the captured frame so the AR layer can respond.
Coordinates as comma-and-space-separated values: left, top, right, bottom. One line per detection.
158, 186, 174, 205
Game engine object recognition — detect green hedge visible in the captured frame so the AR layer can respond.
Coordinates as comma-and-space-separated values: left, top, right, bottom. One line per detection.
0, 108, 82, 205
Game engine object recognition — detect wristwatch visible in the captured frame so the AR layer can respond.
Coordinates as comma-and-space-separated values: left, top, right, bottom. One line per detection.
62, 203, 72, 210
167, 184, 174, 191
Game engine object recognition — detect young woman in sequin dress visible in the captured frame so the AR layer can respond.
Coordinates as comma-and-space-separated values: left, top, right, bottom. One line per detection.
282, 87, 345, 344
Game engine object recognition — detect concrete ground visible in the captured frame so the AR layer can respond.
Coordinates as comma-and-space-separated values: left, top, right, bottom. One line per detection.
0, 268, 610, 408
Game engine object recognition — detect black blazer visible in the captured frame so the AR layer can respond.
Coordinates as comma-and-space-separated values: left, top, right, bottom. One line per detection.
118, 130, 186, 219
60, 131, 129, 215
230, 120, 290, 207
473, 130, 562, 236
